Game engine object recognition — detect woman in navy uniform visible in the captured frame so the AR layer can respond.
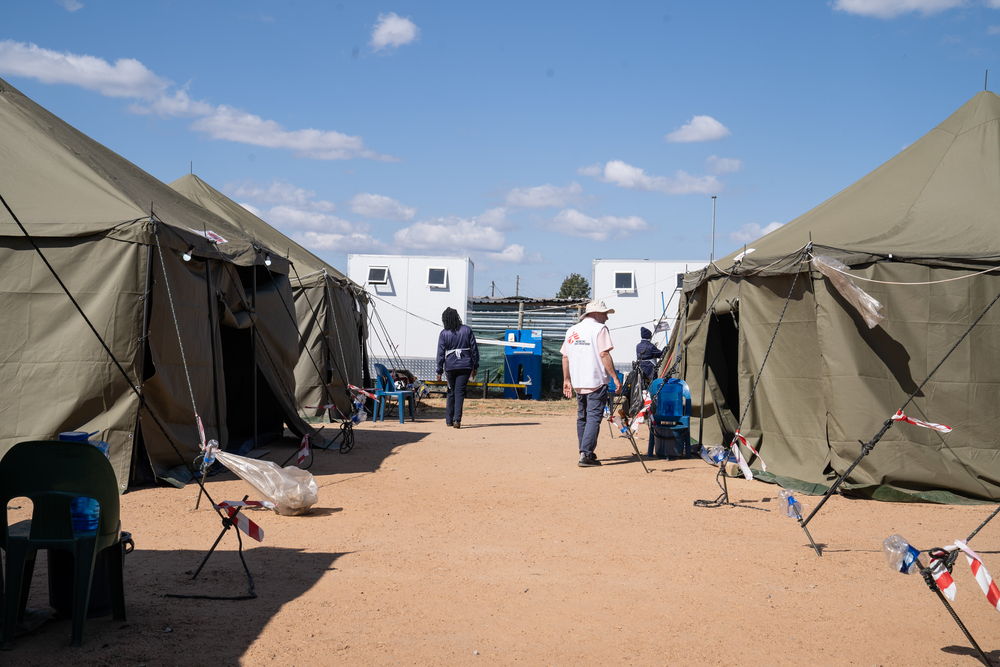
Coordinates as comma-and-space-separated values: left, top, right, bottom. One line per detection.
436, 307, 479, 428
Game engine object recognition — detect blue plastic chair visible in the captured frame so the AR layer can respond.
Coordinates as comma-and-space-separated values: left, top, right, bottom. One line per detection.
647, 378, 692, 457
372, 363, 415, 423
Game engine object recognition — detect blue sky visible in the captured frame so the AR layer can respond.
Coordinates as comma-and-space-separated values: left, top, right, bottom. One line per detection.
2, 0, 1000, 298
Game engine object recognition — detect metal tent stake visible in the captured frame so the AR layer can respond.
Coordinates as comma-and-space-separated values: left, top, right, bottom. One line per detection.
798, 429, 887, 556
693, 462, 769, 512
916, 556, 991, 666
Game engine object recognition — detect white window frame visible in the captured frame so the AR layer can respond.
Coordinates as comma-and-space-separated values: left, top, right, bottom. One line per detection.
613, 271, 635, 292
367, 266, 389, 285
427, 267, 448, 288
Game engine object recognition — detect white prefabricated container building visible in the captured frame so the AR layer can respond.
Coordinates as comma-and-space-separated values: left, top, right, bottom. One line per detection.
348, 254, 474, 365
592, 259, 707, 367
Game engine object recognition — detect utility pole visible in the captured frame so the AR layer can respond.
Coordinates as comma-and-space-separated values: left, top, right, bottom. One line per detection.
491, 280, 495, 298
515, 275, 520, 297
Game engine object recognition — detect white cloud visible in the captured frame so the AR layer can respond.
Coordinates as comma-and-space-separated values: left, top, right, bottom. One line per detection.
239, 202, 262, 217
226, 181, 335, 211
0, 40, 168, 98
395, 217, 505, 251
505, 182, 582, 208
487, 244, 529, 263
485, 244, 542, 263
551, 209, 649, 242
350, 193, 416, 221
832, 0, 965, 18
477, 207, 511, 229
191, 106, 391, 161
665, 115, 730, 143
128, 88, 214, 117
0, 40, 390, 161
298, 231, 386, 253
371, 12, 420, 51
585, 160, 721, 195
265, 205, 355, 234
730, 222, 784, 243
707, 155, 742, 174
57, 0, 84, 11
232, 182, 384, 253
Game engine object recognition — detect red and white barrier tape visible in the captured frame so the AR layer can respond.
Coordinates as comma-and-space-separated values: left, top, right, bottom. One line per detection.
629, 392, 653, 433
196, 413, 206, 449
295, 434, 311, 465
729, 429, 767, 480
348, 384, 377, 400
928, 555, 957, 601
890, 410, 952, 433
214, 500, 272, 542
954, 540, 1000, 611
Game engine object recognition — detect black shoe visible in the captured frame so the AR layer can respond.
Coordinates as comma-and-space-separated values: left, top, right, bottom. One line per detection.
454, 422, 461, 429
578, 453, 601, 467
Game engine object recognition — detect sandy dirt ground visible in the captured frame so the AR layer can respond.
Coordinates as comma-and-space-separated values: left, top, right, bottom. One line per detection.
4, 397, 1000, 666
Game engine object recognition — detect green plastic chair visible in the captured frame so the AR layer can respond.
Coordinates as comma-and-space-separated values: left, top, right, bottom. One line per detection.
0, 440, 126, 647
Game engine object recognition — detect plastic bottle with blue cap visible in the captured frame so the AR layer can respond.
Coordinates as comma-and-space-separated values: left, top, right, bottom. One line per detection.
58, 430, 109, 533
883, 534, 921, 574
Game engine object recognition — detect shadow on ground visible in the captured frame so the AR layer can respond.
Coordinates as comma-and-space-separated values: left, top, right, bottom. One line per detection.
4, 546, 346, 666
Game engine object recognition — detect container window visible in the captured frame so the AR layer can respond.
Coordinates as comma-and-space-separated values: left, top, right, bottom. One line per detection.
614, 271, 635, 291
427, 267, 448, 288
367, 266, 389, 285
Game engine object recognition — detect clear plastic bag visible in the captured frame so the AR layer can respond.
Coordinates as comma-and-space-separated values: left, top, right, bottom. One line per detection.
812, 255, 884, 329
215, 451, 319, 516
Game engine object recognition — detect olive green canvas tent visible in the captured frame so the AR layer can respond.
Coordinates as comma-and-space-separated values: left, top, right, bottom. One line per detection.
676, 91, 1000, 503
169, 174, 368, 418
0, 78, 314, 489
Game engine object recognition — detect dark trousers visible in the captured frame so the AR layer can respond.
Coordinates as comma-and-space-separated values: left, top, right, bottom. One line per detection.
446, 369, 472, 425
576, 385, 608, 455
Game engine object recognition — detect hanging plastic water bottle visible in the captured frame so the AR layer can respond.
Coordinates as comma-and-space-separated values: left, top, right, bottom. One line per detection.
778, 489, 805, 519
883, 534, 920, 574
205, 439, 218, 465
700, 445, 727, 465
352, 399, 368, 424
59, 431, 109, 533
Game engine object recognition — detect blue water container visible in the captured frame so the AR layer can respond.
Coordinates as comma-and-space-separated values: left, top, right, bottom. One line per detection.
57, 431, 109, 533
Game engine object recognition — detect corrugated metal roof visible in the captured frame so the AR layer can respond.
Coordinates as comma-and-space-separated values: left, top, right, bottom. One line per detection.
467, 300, 581, 339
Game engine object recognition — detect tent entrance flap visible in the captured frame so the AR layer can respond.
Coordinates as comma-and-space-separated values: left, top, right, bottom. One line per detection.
704, 306, 740, 440
219, 324, 285, 450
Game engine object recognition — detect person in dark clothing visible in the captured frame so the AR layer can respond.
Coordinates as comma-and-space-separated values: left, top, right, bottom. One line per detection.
436, 307, 479, 428
636, 326, 664, 381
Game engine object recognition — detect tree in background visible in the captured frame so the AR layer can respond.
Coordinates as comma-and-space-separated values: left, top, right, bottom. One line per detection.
556, 273, 590, 300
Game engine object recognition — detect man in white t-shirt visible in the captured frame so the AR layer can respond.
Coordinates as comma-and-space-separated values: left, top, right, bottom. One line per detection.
561, 299, 618, 467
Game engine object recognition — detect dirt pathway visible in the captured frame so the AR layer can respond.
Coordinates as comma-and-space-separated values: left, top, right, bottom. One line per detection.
7, 399, 1000, 665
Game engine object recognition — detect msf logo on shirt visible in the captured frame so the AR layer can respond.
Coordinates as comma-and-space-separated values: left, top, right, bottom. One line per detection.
566, 331, 589, 346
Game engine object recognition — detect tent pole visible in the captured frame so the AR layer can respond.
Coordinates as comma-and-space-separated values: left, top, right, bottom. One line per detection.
130, 244, 155, 488
205, 259, 223, 450
252, 264, 258, 452
697, 361, 708, 449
